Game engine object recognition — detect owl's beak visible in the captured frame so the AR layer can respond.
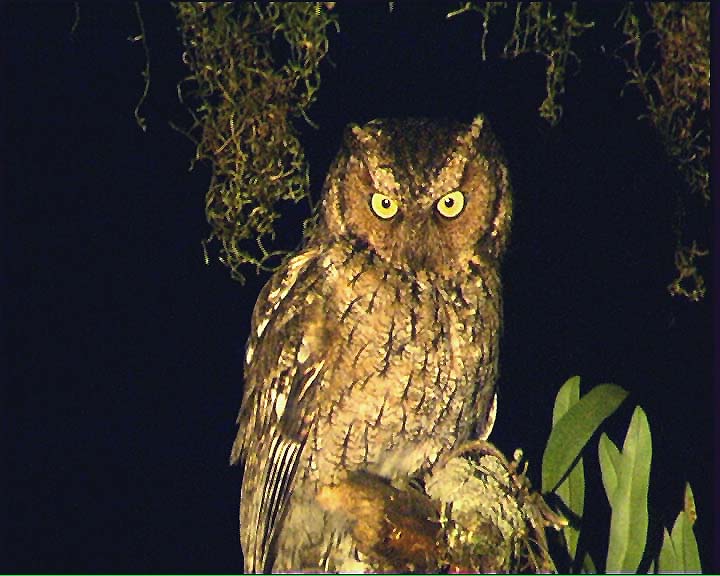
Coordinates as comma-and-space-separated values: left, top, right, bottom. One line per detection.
403, 245, 430, 270
400, 219, 435, 271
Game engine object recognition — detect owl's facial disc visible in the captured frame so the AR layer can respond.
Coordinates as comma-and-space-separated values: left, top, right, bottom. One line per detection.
350, 162, 479, 275
321, 117, 512, 275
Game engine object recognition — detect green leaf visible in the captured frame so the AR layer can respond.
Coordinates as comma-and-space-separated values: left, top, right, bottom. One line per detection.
551, 376, 584, 560
598, 433, 620, 501
542, 383, 628, 493
658, 527, 679, 572
606, 406, 652, 573
552, 375, 582, 425
684, 482, 697, 526
582, 552, 597, 574
658, 502, 702, 574
670, 510, 701, 573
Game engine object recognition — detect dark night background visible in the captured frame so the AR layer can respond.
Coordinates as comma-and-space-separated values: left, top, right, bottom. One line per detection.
1, 2, 715, 572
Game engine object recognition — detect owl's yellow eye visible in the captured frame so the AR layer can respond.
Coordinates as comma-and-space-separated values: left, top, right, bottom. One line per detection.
436, 190, 465, 219
370, 192, 399, 220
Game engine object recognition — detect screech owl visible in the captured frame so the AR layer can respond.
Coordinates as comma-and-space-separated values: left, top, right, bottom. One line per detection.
230, 115, 512, 573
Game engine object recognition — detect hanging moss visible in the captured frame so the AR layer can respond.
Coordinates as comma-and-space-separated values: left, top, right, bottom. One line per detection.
173, 2, 337, 282
172, 3, 708, 298
449, 2, 709, 301
619, 3, 709, 301
448, 2, 595, 126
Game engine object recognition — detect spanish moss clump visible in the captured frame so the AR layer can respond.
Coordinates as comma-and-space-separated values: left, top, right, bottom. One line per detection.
501, 3, 594, 126
619, 3, 710, 301
173, 3, 337, 282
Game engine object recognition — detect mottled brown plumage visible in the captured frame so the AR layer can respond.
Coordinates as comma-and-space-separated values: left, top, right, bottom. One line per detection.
230, 116, 512, 572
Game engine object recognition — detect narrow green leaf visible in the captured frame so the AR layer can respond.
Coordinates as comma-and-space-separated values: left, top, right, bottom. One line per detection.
606, 406, 652, 573
551, 376, 584, 560
658, 527, 679, 573
582, 552, 597, 574
684, 482, 697, 526
552, 375, 581, 425
598, 433, 620, 502
542, 383, 628, 493
670, 514, 687, 567
560, 459, 584, 560
671, 511, 702, 573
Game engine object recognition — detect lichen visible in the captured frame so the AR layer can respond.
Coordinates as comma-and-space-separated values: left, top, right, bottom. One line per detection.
426, 442, 563, 573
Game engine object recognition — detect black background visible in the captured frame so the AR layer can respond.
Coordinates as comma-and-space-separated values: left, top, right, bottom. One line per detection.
1, 3, 715, 572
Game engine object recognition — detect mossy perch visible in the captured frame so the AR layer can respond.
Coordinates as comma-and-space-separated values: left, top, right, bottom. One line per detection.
316, 442, 563, 573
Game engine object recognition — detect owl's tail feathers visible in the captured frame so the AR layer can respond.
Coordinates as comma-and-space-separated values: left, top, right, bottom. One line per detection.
240, 433, 304, 573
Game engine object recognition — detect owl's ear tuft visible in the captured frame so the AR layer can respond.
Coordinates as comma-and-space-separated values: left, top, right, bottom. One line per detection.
470, 114, 486, 135
349, 123, 376, 146
458, 114, 487, 147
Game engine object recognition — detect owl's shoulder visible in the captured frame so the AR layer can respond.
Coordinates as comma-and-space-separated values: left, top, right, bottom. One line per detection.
248, 246, 326, 341
232, 244, 334, 456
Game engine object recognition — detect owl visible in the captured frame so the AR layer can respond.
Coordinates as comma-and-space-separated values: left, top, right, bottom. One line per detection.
230, 115, 512, 573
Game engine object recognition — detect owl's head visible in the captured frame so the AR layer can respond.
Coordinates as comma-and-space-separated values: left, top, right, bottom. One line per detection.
315, 116, 512, 276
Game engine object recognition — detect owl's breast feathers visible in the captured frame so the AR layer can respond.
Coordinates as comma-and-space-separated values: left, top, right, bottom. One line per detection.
231, 243, 501, 571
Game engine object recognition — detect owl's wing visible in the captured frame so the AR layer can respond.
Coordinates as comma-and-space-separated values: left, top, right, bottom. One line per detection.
230, 247, 330, 573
